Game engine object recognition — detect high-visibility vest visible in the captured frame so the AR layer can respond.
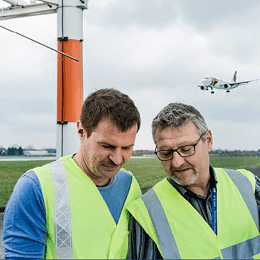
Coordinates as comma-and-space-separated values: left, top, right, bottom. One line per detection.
34, 154, 141, 259
127, 168, 260, 259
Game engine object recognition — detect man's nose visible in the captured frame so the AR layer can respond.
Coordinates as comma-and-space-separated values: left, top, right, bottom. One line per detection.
109, 149, 123, 165
171, 151, 185, 168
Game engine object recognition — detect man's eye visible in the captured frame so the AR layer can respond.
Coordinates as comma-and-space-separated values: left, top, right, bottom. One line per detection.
180, 146, 192, 152
102, 144, 113, 149
160, 150, 172, 156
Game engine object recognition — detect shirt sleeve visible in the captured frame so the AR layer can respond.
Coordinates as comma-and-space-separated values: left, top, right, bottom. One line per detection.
3, 171, 46, 259
128, 216, 163, 259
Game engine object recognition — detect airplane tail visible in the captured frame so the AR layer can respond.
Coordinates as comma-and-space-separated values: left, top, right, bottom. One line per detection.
232, 70, 237, 82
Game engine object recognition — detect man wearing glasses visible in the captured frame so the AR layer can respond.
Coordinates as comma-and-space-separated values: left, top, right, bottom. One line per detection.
127, 102, 260, 259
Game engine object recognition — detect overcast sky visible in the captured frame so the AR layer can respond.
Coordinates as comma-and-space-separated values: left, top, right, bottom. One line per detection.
0, 0, 260, 151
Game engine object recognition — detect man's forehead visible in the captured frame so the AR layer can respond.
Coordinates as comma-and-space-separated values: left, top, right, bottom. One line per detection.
157, 121, 198, 135
91, 121, 137, 145
155, 122, 200, 143
94, 118, 138, 133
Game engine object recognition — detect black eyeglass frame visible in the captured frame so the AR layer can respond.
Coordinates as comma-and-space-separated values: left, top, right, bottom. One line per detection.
154, 132, 206, 161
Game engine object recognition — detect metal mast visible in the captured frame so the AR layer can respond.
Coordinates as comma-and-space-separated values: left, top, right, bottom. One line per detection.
56, 0, 85, 158
0, 0, 88, 158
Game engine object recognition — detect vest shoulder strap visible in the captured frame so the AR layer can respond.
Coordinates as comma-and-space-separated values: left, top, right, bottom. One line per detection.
48, 159, 73, 259
141, 188, 181, 259
223, 168, 259, 231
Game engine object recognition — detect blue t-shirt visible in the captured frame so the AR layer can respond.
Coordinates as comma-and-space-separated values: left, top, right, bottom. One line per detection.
3, 169, 132, 259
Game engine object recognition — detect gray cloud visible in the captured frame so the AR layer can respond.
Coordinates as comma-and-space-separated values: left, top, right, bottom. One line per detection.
86, 0, 180, 29
0, 0, 259, 150
178, 0, 260, 32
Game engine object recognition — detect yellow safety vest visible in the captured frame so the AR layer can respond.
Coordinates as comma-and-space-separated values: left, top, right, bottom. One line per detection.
127, 168, 260, 259
34, 154, 141, 259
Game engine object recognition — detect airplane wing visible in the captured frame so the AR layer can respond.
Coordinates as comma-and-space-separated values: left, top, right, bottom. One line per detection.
229, 79, 258, 86
199, 73, 258, 93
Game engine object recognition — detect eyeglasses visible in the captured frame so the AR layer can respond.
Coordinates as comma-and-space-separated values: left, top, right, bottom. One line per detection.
154, 132, 206, 161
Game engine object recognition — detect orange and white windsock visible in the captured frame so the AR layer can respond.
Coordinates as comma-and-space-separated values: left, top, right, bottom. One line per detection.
56, 0, 87, 158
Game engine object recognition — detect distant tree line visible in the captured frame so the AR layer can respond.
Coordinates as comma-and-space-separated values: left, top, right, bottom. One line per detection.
0, 146, 24, 156
0, 147, 56, 156
132, 149, 260, 157
132, 150, 156, 156
1, 146, 260, 157
210, 149, 260, 157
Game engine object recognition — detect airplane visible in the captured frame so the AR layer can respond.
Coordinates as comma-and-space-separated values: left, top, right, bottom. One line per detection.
198, 71, 258, 94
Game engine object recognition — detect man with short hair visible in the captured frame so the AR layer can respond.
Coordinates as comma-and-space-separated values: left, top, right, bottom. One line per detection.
127, 102, 260, 259
3, 88, 141, 259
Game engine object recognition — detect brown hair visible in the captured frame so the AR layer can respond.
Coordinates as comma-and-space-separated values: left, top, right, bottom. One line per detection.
80, 88, 141, 137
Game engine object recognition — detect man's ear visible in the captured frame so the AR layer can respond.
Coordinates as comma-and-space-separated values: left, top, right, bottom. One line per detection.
77, 121, 85, 140
205, 130, 213, 152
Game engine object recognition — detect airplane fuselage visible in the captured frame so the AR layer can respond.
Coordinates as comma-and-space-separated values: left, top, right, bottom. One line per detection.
198, 72, 257, 93
201, 77, 235, 90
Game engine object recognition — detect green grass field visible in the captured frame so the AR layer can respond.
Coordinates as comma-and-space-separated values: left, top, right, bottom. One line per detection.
0, 157, 260, 207
0, 160, 54, 208
124, 157, 260, 190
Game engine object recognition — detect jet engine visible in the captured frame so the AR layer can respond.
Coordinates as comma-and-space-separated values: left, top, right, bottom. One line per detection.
199, 85, 208, 91
224, 83, 230, 89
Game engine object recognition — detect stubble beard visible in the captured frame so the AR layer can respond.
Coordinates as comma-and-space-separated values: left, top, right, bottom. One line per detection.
96, 158, 122, 177
167, 164, 199, 187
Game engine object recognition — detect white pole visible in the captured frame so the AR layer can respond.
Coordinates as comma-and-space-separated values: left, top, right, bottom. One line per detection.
56, 0, 85, 158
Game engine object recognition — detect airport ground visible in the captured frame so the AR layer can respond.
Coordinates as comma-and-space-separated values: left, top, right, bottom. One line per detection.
1, 156, 260, 209
0, 157, 260, 258
0, 155, 56, 161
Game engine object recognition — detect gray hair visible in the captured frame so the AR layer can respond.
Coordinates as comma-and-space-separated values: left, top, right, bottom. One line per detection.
152, 103, 208, 143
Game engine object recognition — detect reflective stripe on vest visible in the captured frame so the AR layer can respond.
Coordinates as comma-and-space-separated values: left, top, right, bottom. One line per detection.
48, 160, 73, 259
142, 188, 181, 259
224, 168, 259, 231
142, 169, 259, 259
221, 235, 260, 259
